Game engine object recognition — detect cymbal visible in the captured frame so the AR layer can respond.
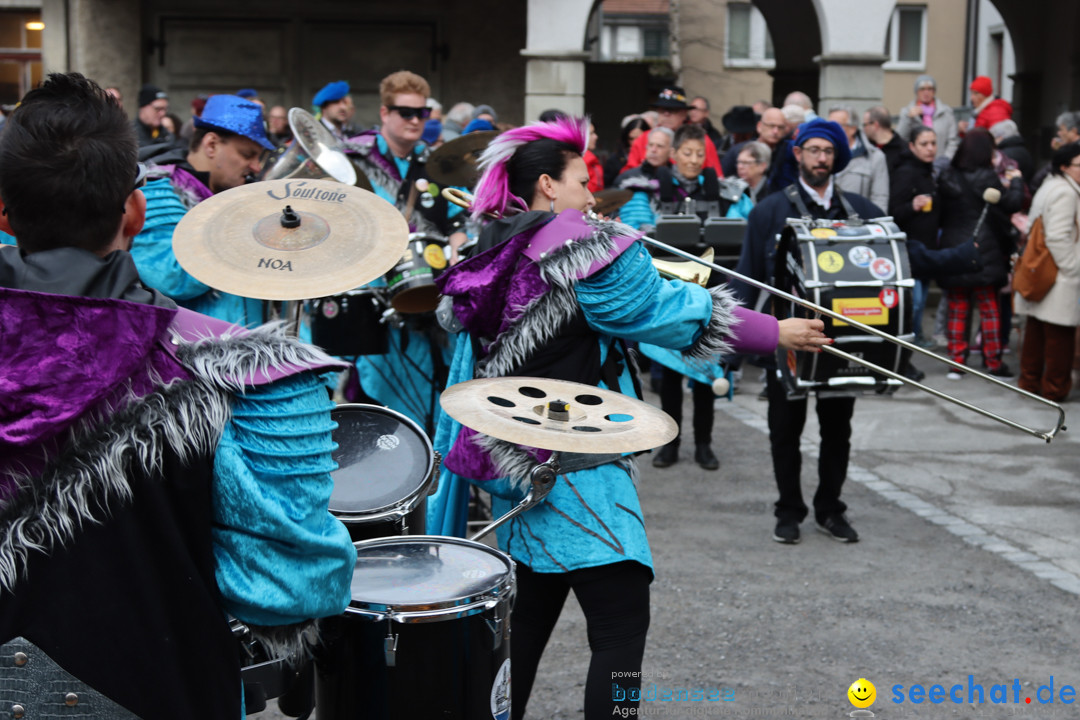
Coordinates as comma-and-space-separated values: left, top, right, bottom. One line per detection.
426, 131, 498, 187
440, 376, 677, 453
172, 178, 409, 300
593, 189, 633, 217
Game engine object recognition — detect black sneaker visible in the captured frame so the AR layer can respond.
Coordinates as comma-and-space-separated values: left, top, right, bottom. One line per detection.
772, 519, 800, 544
987, 363, 1015, 379
816, 514, 859, 543
694, 444, 719, 471
652, 442, 679, 468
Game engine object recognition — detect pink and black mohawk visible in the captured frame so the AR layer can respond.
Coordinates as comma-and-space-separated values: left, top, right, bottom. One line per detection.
470, 115, 589, 220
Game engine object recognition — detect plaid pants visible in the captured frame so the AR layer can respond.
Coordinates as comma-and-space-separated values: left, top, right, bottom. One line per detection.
946, 286, 1004, 369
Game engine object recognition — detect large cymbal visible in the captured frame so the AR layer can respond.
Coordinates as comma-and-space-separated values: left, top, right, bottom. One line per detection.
172, 178, 409, 300
440, 377, 677, 453
426, 131, 498, 187
593, 189, 633, 217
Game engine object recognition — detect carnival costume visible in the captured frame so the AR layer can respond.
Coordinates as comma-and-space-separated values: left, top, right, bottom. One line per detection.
0, 246, 356, 719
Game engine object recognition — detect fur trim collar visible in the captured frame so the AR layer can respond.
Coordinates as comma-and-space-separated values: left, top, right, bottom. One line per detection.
684, 285, 741, 360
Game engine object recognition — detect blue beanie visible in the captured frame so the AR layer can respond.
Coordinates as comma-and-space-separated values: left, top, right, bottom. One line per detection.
422, 118, 443, 145
793, 118, 851, 173
313, 81, 350, 108
463, 118, 495, 135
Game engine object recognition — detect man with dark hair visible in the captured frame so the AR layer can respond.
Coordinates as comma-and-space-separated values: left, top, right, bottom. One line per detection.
131, 93, 275, 325
134, 83, 172, 147
0, 72, 355, 720
862, 105, 905, 173
731, 118, 884, 545
689, 95, 723, 148
313, 80, 358, 141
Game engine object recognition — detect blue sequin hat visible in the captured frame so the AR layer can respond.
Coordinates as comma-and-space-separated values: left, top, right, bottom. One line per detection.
193, 95, 275, 151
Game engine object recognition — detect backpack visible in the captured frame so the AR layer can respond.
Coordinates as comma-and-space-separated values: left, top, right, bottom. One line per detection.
1013, 215, 1057, 302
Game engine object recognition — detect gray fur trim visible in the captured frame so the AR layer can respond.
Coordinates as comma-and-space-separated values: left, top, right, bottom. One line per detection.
477, 284, 578, 379
472, 434, 535, 497
535, 216, 636, 288
0, 379, 230, 593
616, 175, 658, 192
683, 284, 742, 361
246, 620, 323, 663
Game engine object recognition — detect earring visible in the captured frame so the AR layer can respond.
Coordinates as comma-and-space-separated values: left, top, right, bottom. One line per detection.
549, 199, 555, 212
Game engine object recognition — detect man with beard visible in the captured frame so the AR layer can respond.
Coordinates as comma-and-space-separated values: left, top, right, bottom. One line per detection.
730, 118, 883, 545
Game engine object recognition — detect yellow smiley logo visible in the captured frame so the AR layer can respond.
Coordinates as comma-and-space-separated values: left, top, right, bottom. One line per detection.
847, 678, 876, 709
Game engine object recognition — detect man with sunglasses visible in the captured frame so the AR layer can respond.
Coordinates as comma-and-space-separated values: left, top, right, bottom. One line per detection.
0, 72, 355, 720
730, 118, 884, 546
130, 94, 276, 326
343, 70, 467, 436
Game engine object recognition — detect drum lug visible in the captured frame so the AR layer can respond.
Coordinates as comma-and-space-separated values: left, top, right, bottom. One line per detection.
384, 629, 399, 667
428, 451, 442, 496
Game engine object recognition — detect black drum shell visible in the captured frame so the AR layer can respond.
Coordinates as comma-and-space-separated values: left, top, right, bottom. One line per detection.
385, 236, 448, 314
310, 290, 388, 357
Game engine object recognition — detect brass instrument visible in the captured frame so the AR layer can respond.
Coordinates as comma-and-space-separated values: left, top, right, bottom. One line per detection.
652, 248, 713, 286
259, 108, 357, 185
440, 187, 1066, 442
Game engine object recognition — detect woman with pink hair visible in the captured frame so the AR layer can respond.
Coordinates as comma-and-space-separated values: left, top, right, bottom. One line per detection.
430, 116, 829, 719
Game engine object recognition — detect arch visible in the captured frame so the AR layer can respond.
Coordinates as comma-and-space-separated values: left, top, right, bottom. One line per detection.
753, 0, 822, 106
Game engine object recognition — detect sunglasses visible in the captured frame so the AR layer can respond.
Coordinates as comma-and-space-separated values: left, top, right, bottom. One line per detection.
389, 105, 432, 121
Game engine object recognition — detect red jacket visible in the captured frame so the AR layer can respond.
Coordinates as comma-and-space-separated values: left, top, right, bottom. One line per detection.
620, 129, 723, 176
584, 149, 604, 193
974, 97, 1013, 130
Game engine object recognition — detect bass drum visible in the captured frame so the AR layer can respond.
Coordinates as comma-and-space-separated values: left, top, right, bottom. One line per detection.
315, 536, 515, 720
771, 219, 914, 398
329, 404, 436, 542
310, 288, 388, 357
385, 233, 449, 314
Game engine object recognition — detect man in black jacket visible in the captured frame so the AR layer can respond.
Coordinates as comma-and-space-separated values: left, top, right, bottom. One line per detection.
731, 118, 882, 545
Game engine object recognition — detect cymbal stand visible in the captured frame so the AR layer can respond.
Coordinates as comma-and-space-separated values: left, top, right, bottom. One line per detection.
470, 453, 560, 542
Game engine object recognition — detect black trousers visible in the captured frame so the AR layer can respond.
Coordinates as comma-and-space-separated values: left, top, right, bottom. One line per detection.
511, 561, 652, 720
659, 366, 714, 445
766, 373, 855, 523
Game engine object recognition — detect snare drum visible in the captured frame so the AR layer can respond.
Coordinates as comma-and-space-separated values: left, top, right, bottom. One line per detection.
315, 536, 515, 720
310, 288, 388, 357
385, 233, 448, 314
772, 219, 914, 398
330, 404, 435, 542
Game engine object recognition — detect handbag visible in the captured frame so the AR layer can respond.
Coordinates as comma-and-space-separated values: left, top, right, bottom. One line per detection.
1013, 215, 1057, 302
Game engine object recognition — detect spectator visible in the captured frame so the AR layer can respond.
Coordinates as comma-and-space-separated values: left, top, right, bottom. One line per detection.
471, 104, 498, 124
719, 105, 759, 153
751, 99, 772, 116
990, 119, 1034, 183
937, 128, 1024, 379
266, 104, 292, 146
727, 141, 772, 218
1015, 142, 1080, 402
178, 94, 207, 143
104, 86, 123, 108
613, 126, 674, 229
621, 86, 722, 175
236, 88, 263, 109
161, 112, 183, 140
604, 115, 651, 187
783, 91, 817, 121
441, 101, 474, 142
780, 104, 807, 135
1053, 111, 1080, 150
862, 105, 905, 174
689, 95, 723, 148
896, 74, 960, 159
829, 105, 889, 210
721, 107, 787, 179
970, 76, 1013, 130
427, 97, 443, 120
584, 121, 603, 193
134, 84, 172, 148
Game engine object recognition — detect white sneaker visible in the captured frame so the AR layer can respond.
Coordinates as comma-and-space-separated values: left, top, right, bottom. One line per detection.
946, 370, 964, 380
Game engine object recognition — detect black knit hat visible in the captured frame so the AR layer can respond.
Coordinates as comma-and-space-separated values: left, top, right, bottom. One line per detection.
137, 84, 167, 108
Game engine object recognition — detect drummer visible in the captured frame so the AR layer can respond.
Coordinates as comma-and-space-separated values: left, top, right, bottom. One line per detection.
131, 94, 276, 326
343, 70, 468, 436
429, 115, 831, 719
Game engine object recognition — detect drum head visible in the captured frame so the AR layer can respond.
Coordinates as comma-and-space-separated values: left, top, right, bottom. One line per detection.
330, 405, 434, 517
348, 536, 513, 615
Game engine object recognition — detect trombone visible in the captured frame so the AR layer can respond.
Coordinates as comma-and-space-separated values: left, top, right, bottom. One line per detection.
441, 188, 1066, 443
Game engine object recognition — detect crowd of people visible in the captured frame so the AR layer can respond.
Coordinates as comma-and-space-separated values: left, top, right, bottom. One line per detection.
3, 66, 1079, 720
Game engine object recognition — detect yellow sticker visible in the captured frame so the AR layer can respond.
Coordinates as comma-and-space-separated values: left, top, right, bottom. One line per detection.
811, 227, 837, 238
424, 243, 447, 270
817, 250, 844, 273
831, 298, 889, 327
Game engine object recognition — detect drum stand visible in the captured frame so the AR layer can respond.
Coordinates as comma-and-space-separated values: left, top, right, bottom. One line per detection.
469, 454, 560, 542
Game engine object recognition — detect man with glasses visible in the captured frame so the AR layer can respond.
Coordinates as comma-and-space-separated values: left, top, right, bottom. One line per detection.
344, 70, 466, 436
829, 105, 889, 211
730, 118, 883, 545
689, 95, 723, 149
131, 94, 276, 326
620, 85, 722, 175
721, 107, 788, 183
133, 84, 172, 148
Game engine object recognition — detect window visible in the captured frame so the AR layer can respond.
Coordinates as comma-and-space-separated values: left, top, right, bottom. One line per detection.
0, 11, 42, 106
725, 3, 774, 68
642, 27, 669, 59
884, 6, 927, 70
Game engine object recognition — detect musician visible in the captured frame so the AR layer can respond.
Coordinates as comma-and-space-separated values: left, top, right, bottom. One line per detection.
0, 73, 355, 720
131, 94, 276, 327
312, 80, 358, 142
429, 116, 830, 719
731, 118, 883, 545
344, 70, 467, 435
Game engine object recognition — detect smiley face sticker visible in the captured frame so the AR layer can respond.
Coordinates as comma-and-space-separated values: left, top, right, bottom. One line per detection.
817, 250, 845, 274
848, 678, 876, 709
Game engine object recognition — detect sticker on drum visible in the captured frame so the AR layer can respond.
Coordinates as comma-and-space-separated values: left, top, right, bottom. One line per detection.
848, 246, 876, 268
870, 257, 896, 280
832, 297, 889, 327
376, 434, 401, 451
424, 244, 447, 270
817, 250, 845, 273
491, 658, 511, 720
811, 227, 837, 238
879, 287, 899, 309
321, 298, 341, 319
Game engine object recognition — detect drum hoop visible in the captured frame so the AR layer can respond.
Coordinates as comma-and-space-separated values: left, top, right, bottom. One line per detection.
344, 535, 516, 622
329, 404, 435, 517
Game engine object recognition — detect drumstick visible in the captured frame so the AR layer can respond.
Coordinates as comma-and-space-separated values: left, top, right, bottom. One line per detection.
401, 179, 429, 223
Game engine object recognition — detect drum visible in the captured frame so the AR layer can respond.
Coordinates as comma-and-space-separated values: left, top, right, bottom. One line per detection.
310, 288, 388, 357
385, 233, 448, 314
315, 536, 515, 720
771, 219, 914, 398
330, 404, 436, 542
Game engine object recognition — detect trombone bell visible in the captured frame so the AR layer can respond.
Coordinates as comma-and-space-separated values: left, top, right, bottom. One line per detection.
653, 248, 714, 286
